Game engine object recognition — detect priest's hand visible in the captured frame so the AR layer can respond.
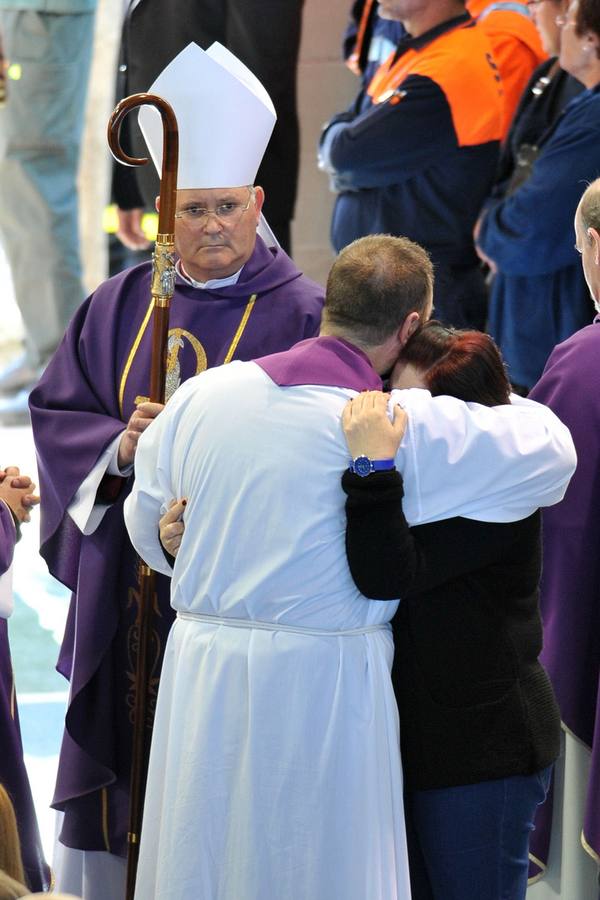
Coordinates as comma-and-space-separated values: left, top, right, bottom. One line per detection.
0, 466, 40, 524
0, 466, 37, 496
342, 391, 407, 461
1, 466, 26, 483
159, 499, 186, 559
118, 401, 165, 470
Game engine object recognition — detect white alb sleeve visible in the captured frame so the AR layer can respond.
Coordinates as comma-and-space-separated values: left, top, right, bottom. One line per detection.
124, 381, 194, 576
67, 433, 131, 535
391, 389, 576, 525
0, 566, 13, 618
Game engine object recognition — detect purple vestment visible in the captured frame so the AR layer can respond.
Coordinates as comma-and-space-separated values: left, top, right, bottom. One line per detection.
0, 503, 14, 572
255, 335, 382, 390
28, 237, 323, 857
528, 318, 600, 873
0, 505, 50, 891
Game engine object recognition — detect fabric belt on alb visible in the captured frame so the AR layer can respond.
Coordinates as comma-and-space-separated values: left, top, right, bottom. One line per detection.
177, 611, 390, 637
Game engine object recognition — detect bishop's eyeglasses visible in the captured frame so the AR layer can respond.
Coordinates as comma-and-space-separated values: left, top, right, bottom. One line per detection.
174, 186, 256, 227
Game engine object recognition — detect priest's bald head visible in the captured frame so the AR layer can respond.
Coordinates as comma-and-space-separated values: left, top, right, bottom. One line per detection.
575, 178, 600, 311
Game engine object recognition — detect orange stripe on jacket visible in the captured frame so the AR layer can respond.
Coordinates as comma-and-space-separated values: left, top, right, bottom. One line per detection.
368, 20, 504, 147
468, 0, 547, 136
347, 0, 376, 76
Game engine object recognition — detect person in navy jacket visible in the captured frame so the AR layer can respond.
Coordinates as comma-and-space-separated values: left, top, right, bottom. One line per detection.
320, 0, 504, 330
475, 0, 600, 390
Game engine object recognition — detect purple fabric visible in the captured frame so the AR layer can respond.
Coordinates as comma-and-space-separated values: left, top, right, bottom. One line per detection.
28, 238, 323, 857
255, 335, 382, 391
0, 503, 16, 573
0, 521, 49, 890
0, 622, 50, 891
528, 318, 600, 870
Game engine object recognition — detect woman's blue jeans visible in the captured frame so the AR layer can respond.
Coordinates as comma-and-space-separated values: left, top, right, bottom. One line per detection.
405, 766, 553, 900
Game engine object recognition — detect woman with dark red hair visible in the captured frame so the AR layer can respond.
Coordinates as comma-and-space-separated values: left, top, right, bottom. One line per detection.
342, 321, 560, 900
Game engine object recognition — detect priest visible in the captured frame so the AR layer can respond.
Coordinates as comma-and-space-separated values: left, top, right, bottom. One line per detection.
0, 467, 47, 892
528, 178, 600, 896
29, 43, 323, 900
125, 234, 576, 900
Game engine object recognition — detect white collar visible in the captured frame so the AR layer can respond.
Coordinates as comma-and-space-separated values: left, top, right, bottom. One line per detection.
176, 259, 243, 289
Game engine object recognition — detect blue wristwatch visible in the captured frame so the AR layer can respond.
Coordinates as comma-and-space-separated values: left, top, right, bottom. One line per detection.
348, 456, 396, 477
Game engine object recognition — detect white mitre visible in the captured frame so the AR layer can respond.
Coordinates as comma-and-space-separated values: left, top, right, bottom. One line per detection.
138, 42, 276, 190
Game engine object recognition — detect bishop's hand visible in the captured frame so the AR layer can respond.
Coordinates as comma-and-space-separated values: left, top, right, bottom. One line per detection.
118, 401, 165, 470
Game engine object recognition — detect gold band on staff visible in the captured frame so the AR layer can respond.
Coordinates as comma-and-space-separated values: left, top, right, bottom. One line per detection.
152, 235, 176, 304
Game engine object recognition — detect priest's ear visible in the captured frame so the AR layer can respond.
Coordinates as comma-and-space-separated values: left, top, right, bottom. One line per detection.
587, 227, 600, 265
252, 185, 265, 220
398, 311, 421, 350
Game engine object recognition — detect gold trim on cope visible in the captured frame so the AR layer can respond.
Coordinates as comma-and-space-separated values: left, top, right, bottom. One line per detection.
128, 831, 139, 845
527, 851, 547, 885
119, 299, 155, 417
120, 292, 258, 415
223, 294, 257, 364
527, 722, 600, 881
581, 828, 600, 863
140, 564, 152, 577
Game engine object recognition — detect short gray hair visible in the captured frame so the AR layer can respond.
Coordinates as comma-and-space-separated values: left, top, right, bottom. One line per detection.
579, 178, 600, 234
323, 234, 433, 348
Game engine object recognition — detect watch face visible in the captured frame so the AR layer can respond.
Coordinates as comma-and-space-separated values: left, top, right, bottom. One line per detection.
353, 456, 372, 477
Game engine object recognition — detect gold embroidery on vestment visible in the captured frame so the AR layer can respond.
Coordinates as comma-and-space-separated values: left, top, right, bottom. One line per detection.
120, 294, 258, 414
223, 294, 257, 364
581, 828, 600, 864
119, 299, 154, 418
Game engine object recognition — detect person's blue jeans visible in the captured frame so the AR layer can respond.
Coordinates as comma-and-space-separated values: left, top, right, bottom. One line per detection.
405, 766, 553, 900
0, 8, 95, 365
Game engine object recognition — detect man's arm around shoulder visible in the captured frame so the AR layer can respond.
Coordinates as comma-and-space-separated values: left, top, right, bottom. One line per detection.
391, 389, 576, 525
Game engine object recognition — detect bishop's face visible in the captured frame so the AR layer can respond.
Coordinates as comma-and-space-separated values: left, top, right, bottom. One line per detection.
172, 185, 264, 283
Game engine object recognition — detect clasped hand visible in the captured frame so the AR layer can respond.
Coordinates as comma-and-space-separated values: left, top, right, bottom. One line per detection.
0, 466, 40, 524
